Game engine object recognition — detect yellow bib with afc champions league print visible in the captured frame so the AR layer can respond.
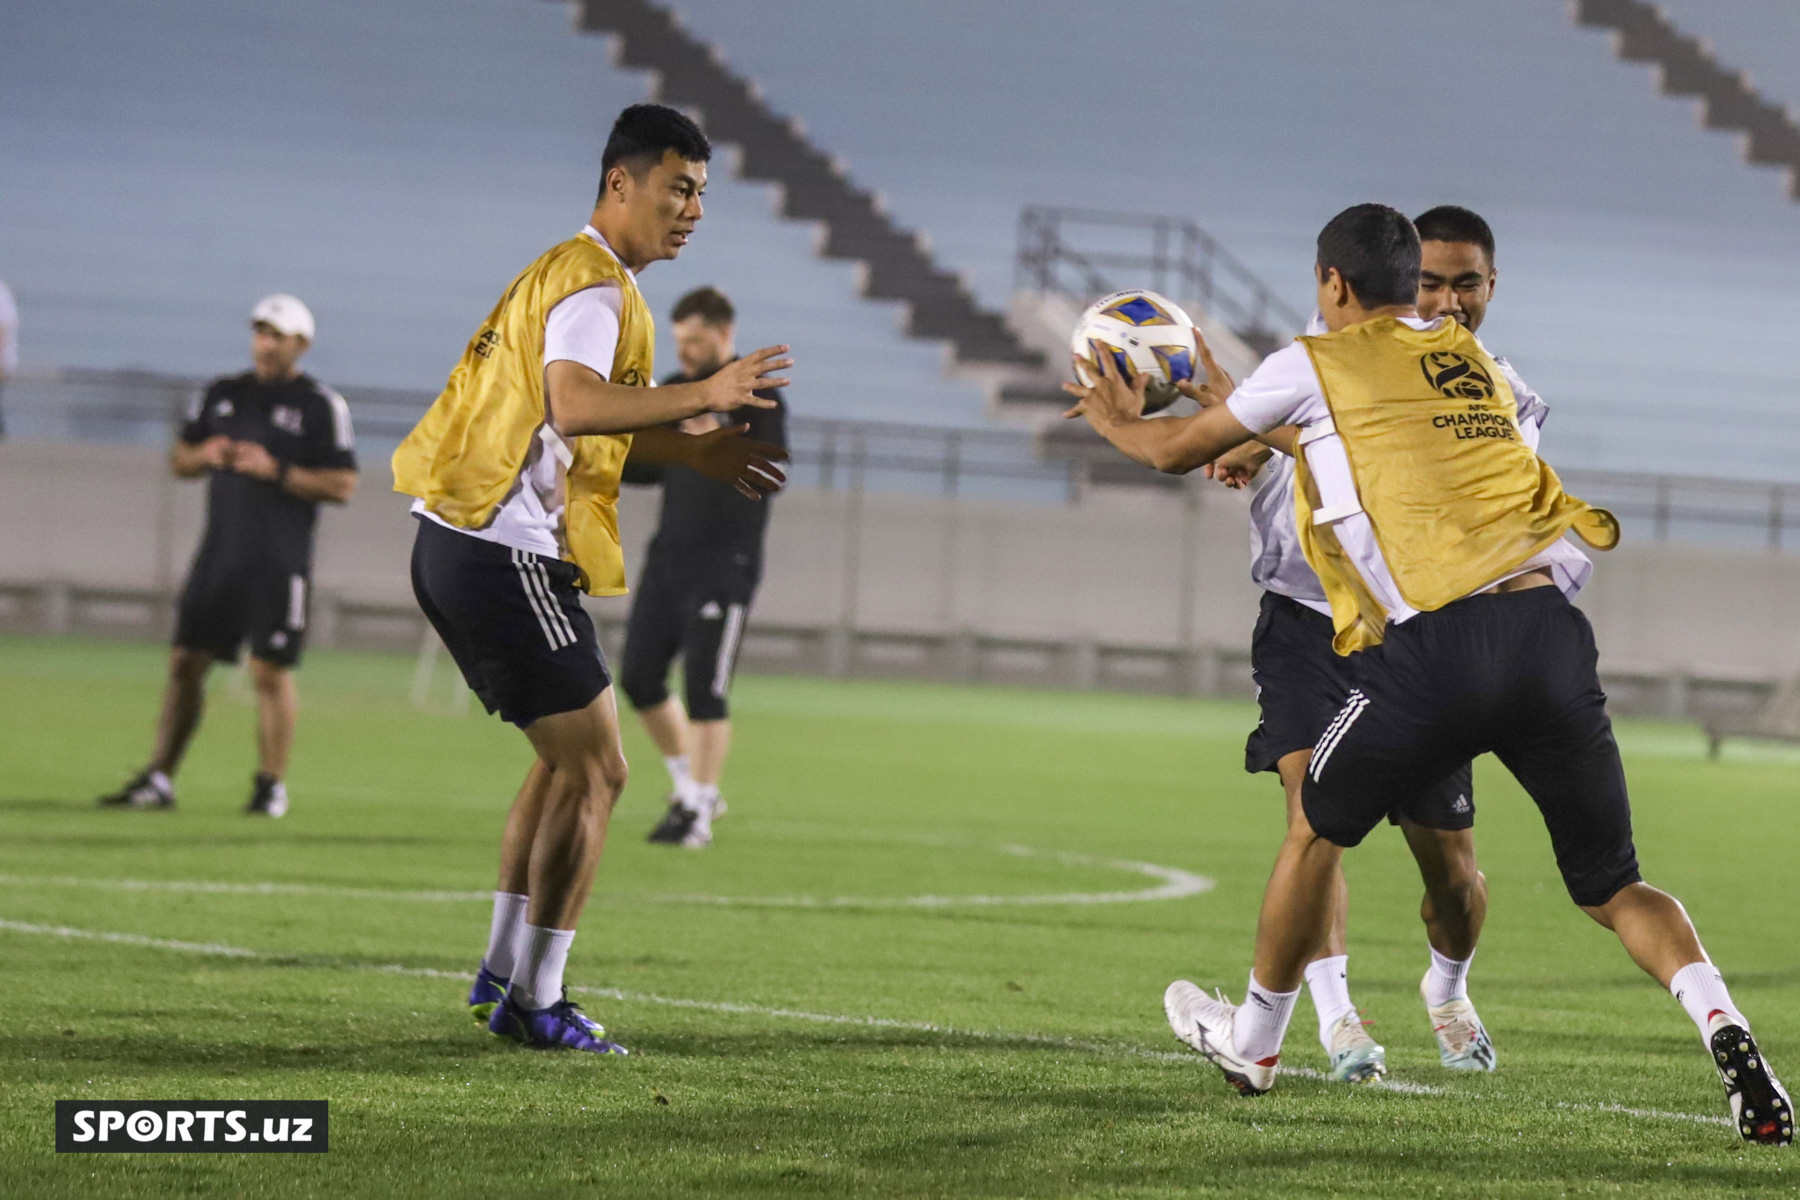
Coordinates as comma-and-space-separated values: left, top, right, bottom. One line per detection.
391, 233, 652, 597
1292, 316, 1619, 654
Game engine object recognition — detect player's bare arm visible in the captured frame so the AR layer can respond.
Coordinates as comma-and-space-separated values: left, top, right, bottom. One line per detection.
627, 424, 789, 500
546, 346, 790, 436
1176, 339, 1298, 459
1204, 440, 1273, 489
1063, 347, 1256, 474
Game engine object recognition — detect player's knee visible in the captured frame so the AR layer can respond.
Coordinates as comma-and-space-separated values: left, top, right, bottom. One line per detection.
1439, 854, 1483, 901
248, 659, 288, 694
685, 692, 728, 722
1575, 877, 1664, 924
617, 661, 667, 713
592, 752, 629, 804
169, 647, 212, 684
1426, 867, 1483, 919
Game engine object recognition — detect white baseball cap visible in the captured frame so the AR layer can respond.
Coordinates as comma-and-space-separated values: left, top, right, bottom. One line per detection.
250, 294, 315, 340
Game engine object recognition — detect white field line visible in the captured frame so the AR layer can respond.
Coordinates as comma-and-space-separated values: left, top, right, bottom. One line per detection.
0, 917, 1729, 1127
0, 874, 493, 903
0, 847, 1214, 910
0, 917, 257, 958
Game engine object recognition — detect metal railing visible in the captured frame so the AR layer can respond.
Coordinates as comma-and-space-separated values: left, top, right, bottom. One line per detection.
0, 368, 1088, 503
1015, 205, 1308, 354
8, 367, 1800, 549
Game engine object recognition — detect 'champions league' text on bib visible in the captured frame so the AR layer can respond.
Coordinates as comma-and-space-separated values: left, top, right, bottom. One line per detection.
1293, 317, 1618, 652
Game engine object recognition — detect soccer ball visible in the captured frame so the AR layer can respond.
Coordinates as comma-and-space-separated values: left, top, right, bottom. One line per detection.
1070, 289, 1199, 415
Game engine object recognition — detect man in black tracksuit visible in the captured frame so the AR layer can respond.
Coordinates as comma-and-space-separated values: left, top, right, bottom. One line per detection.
620, 287, 785, 847
99, 294, 358, 817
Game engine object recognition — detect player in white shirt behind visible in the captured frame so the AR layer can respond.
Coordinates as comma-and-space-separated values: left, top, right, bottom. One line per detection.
1201, 207, 1538, 1083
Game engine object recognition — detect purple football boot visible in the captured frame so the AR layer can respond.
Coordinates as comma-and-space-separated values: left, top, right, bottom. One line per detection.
488, 990, 629, 1055
467, 963, 508, 1025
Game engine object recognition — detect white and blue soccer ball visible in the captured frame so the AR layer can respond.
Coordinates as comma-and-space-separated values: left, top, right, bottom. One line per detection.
1069, 289, 1199, 415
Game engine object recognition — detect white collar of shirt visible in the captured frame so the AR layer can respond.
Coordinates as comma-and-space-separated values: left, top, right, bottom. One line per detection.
1304, 310, 1447, 335
578, 225, 634, 281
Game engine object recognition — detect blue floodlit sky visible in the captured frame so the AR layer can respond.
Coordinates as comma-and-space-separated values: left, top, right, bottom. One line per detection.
3, 0, 1799, 476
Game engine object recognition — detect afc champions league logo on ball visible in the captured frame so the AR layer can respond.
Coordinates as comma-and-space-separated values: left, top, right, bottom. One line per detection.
1419, 351, 1495, 401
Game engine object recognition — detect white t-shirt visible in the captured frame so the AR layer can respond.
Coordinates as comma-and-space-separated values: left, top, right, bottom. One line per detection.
416, 226, 627, 558
1228, 315, 1590, 628
0, 279, 18, 376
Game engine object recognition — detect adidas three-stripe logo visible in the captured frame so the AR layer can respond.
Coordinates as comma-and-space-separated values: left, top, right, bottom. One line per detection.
512, 548, 578, 650
1310, 690, 1369, 782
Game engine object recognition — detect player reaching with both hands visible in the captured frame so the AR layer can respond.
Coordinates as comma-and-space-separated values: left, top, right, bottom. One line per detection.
1065, 203, 1789, 1144
394, 105, 789, 1056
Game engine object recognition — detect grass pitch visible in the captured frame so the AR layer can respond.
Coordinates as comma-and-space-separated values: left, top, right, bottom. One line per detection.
0, 634, 1795, 1198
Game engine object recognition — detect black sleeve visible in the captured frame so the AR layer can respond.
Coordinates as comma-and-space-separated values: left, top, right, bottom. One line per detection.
620, 460, 666, 486
298, 385, 358, 471
744, 390, 787, 451
178, 382, 225, 444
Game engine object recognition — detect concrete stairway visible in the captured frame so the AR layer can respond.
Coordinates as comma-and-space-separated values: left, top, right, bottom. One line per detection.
1575, 0, 1800, 199
561, 0, 1043, 371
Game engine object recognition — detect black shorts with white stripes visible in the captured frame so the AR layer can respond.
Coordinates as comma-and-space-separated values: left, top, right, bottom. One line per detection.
409, 515, 610, 728
1247, 591, 1473, 831
618, 551, 755, 722
1301, 586, 1641, 907
174, 550, 311, 668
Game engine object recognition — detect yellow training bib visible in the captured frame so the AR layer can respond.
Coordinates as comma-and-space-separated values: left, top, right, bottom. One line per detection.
1294, 317, 1618, 652
392, 233, 654, 596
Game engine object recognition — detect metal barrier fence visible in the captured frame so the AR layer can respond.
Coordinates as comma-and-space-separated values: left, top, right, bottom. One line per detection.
7, 367, 1800, 551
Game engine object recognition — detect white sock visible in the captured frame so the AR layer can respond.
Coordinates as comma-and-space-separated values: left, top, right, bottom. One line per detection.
1423, 947, 1473, 1008
1305, 955, 1356, 1048
1670, 961, 1748, 1038
691, 782, 720, 814
482, 891, 529, 978
508, 924, 577, 1011
664, 755, 694, 800
1233, 971, 1300, 1064
147, 770, 173, 797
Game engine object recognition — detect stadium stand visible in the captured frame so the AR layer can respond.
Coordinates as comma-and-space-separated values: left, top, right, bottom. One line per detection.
561, 0, 1042, 373
1576, 0, 1800, 199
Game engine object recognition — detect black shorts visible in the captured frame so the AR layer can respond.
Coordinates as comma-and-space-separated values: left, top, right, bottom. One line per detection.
409, 516, 610, 729
1302, 586, 1641, 907
174, 553, 311, 668
1247, 591, 1473, 831
618, 551, 755, 722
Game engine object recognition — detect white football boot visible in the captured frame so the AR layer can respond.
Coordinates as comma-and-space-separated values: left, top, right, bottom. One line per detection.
1422, 975, 1497, 1071
1164, 980, 1277, 1096
1325, 1010, 1388, 1083
679, 795, 716, 848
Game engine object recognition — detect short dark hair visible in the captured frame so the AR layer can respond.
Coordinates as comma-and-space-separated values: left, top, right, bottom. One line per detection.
671, 286, 735, 327
599, 103, 711, 194
1413, 204, 1496, 264
1315, 203, 1420, 308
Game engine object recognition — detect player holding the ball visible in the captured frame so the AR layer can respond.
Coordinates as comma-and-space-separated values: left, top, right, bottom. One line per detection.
1071, 289, 1201, 415
1064, 203, 1789, 1143
1195, 206, 1551, 1085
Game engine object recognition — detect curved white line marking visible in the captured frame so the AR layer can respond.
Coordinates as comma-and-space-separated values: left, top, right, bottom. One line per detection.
651, 847, 1212, 908
0, 844, 1213, 909
0, 916, 1730, 1125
